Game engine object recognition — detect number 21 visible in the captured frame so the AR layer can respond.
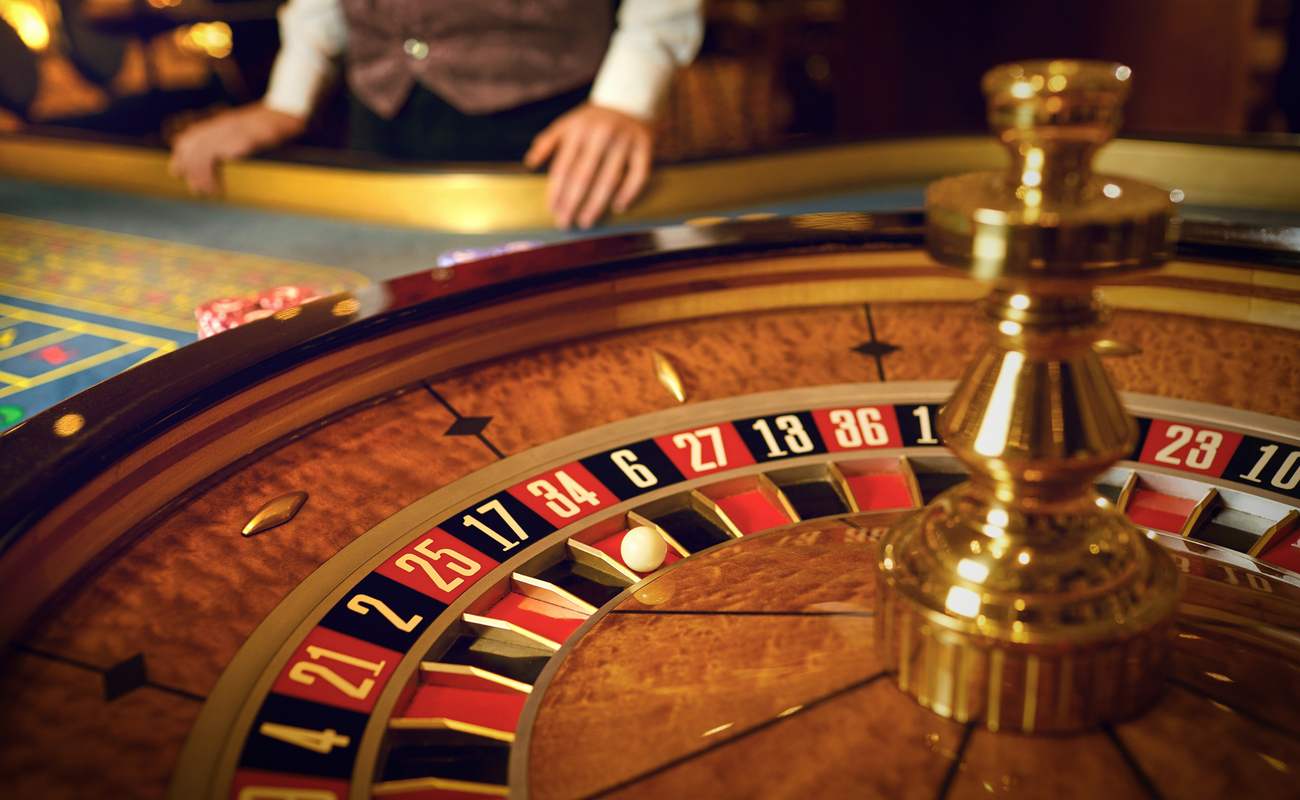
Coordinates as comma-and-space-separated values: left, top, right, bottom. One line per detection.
288, 645, 386, 701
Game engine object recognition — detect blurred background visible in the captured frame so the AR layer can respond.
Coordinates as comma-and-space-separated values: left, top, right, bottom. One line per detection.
3, 0, 1299, 161
2, 0, 1299, 433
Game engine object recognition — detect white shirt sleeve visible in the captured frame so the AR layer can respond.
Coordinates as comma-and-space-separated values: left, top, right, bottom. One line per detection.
589, 0, 704, 120
263, 0, 348, 118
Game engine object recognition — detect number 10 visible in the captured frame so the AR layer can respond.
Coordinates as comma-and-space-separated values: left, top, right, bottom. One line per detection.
1240, 444, 1300, 491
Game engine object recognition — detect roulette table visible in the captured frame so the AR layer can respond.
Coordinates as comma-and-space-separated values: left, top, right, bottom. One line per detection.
0, 126, 966, 425
2, 62, 1300, 799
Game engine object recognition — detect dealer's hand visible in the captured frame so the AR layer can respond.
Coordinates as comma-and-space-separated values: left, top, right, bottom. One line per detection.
169, 104, 306, 196
525, 103, 654, 229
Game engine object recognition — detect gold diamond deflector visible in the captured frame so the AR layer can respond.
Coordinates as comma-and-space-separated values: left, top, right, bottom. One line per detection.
875, 59, 1183, 733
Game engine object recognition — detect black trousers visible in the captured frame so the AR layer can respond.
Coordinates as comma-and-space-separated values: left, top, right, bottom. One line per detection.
348, 82, 590, 162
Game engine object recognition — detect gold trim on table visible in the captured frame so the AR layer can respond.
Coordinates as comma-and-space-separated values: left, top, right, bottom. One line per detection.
3, 132, 1297, 232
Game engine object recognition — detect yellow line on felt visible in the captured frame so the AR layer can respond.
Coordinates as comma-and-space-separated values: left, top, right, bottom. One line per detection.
0, 328, 80, 360
0, 282, 196, 333
0, 370, 31, 389
0, 341, 147, 399
0, 212, 371, 286
0, 302, 181, 349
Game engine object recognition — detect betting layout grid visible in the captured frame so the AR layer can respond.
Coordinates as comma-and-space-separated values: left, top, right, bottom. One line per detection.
0, 300, 192, 430
226, 403, 1300, 798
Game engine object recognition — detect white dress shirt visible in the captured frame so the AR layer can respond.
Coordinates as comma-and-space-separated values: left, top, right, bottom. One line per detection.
264, 0, 703, 121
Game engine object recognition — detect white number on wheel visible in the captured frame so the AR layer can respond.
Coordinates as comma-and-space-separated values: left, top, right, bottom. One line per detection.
912, 406, 940, 444
395, 538, 481, 592
751, 415, 814, 458
611, 449, 658, 488
672, 426, 727, 472
462, 498, 531, 552
828, 407, 890, 448
1240, 444, 1300, 491
346, 594, 423, 633
526, 470, 601, 518
1154, 424, 1222, 470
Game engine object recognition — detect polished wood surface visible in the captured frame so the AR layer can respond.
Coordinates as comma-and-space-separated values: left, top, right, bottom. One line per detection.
604, 679, 966, 800
620, 521, 881, 613
526, 524, 1300, 799
1, 287, 1297, 797
0, 654, 197, 799
20, 390, 495, 696
949, 727, 1146, 800
438, 303, 1300, 463
876, 304, 1300, 418
1115, 686, 1300, 798
437, 306, 886, 456
5, 238, 1297, 649
532, 613, 879, 798
0, 391, 497, 797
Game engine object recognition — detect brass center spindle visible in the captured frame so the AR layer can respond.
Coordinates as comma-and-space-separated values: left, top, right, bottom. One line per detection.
942, 285, 1132, 507
875, 60, 1183, 734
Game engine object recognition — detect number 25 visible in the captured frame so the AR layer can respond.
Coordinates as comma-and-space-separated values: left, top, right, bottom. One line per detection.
395, 538, 481, 592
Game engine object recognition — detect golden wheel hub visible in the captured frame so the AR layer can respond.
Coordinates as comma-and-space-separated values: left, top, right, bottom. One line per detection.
876, 59, 1184, 733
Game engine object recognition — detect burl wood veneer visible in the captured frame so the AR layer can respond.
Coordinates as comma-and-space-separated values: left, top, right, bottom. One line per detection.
526, 525, 1300, 799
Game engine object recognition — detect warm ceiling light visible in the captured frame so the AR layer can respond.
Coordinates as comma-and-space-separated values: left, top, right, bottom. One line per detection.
1, 0, 51, 51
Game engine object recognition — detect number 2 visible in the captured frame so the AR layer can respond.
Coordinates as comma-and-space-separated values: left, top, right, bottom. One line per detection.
346, 594, 423, 633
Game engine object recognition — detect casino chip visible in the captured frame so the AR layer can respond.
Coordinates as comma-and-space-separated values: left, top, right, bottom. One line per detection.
195, 285, 322, 339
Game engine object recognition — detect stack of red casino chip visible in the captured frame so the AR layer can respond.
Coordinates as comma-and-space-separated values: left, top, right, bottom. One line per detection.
261, 285, 315, 310
194, 285, 322, 339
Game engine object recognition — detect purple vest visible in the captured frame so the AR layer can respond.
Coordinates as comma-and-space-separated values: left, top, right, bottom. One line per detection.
341, 0, 613, 118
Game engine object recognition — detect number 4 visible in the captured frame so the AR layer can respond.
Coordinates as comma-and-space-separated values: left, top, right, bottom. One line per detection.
258, 721, 350, 754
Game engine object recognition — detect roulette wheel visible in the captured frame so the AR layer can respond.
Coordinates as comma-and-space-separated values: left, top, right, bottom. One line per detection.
1, 61, 1299, 799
